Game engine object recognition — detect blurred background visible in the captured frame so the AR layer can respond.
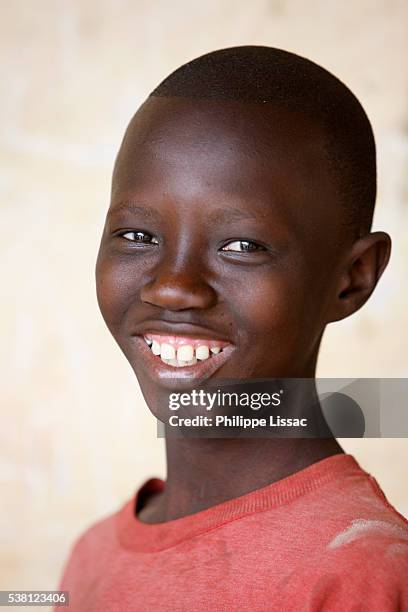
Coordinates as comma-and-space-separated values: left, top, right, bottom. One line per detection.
1, 0, 407, 602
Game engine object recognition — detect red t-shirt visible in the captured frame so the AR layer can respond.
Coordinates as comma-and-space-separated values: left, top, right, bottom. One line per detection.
55, 454, 408, 611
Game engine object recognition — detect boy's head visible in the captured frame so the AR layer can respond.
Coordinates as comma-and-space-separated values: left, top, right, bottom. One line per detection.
95, 46, 390, 415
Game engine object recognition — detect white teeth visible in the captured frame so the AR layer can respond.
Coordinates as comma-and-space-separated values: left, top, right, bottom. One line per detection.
151, 340, 161, 356
162, 357, 197, 367
161, 343, 176, 360
179, 357, 197, 367
162, 357, 178, 366
145, 338, 225, 367
196, 345, 210, 360
177, 345, 194, 362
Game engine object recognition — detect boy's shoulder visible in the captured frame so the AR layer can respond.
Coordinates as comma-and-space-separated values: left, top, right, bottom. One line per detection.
262, 457, 408, 609
256, 453, 408, 555
274, 497, 408, 611
56, 494, 132, 592
274, 521, 408, 611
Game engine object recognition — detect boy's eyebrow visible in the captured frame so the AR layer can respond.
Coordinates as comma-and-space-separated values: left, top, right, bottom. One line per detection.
107, 201, 161, 220
107, 202, 262, 224
207, 207, 259, 224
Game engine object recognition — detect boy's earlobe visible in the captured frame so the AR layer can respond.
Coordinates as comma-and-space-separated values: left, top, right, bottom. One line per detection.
327, 231, 392, 323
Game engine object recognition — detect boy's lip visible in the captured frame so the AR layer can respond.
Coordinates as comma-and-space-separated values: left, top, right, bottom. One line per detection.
132, 320, 233, 344
131, 322, 236, 388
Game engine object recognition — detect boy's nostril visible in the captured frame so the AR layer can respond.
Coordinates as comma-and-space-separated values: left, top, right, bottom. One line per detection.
140, 275, 217, 311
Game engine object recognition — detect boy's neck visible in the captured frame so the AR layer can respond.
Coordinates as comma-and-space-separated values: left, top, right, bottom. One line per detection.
138, 437, 344, 524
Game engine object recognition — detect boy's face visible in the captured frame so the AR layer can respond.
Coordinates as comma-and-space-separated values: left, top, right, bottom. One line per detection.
96, 97, 360, 412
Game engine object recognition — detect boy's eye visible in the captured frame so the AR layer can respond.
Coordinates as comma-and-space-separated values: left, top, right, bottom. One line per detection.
120, 231, 159, 244
221, 240, 265, 253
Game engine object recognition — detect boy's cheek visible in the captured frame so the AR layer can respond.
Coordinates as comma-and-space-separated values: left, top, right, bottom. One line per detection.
233, 289, 315, 371
233, 278, 301, 333
95, 258, 139, 330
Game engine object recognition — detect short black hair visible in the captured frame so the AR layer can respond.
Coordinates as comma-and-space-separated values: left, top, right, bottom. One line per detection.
150, 46, 376, 238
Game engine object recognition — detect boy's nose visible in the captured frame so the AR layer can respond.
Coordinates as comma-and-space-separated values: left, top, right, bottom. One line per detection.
140, 269, 217, 311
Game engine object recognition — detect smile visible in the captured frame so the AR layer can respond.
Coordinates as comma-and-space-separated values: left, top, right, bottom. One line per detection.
133, 331, 236, 386
144, 334, 229, 367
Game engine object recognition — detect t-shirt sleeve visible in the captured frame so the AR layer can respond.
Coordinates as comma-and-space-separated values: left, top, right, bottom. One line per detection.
53, 532, 93, 610
307, 549, 408, 611
53, 513, 118, 611
274, 526, 408, 611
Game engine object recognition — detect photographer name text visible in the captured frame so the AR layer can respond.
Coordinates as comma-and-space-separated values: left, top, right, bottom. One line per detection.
168, 415, 308, 429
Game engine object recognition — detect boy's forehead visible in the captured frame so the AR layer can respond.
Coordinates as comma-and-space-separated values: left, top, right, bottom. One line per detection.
115, 96, 325, 173
111, 96, 343, 241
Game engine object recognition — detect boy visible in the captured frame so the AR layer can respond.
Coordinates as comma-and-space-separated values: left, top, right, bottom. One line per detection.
56, 47, 408, 610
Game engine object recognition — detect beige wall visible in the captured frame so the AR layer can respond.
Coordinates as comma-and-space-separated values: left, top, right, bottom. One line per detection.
1, 0, 407, 601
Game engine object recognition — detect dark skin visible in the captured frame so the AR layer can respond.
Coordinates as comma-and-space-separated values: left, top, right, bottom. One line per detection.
95, 96, 391, 523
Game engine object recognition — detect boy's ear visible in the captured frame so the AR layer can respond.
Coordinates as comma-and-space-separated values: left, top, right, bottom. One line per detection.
326, 231, 392, 323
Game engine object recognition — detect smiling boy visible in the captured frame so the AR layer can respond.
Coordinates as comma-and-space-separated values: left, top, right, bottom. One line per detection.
56, 47, 408, 610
